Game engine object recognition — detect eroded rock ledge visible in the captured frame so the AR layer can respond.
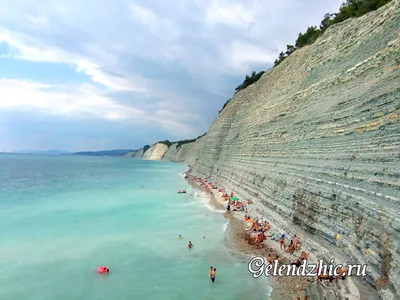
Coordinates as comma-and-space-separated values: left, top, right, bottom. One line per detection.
132, 1, 399, 298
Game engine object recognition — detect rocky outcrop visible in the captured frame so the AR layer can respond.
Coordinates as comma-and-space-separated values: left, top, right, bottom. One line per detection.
141, 143, 169, 160
133, 137, 205, 164
185, 2, 400, 298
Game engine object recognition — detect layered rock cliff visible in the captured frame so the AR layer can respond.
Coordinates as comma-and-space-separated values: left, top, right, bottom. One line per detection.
192, 2, 400, 297
133, 1, 400, 297
140, 143, 169, 160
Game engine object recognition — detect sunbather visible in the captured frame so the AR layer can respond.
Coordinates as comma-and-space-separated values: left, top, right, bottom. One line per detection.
285, 240, 295, 254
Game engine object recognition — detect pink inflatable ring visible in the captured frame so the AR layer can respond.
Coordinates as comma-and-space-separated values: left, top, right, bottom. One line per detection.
97, 266, 109, 274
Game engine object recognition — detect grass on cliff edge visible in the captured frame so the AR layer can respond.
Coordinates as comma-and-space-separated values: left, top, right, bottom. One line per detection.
141, 133, 207, 153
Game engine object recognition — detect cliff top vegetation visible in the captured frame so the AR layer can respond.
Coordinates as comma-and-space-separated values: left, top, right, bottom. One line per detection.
155, 133, 206, 149
218, 0, 393, 114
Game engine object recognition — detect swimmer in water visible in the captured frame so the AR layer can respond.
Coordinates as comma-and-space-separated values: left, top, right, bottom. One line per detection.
203, 236, 206, 239
209, 268, 216, 282
187, 241, 193, 248
179, 235, 183, 239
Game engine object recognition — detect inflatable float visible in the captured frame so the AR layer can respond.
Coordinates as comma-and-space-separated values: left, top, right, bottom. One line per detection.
97, 266, 109, 274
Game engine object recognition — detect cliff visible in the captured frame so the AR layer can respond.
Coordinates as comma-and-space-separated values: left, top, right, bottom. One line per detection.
132, 1, 400, 297
191, 1, 400, 298
141, 143, 169, 160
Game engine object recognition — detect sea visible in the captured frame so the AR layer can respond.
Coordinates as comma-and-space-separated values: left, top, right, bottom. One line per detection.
0, 154, 271, 300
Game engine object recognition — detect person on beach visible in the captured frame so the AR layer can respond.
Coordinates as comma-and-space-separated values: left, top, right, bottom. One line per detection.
209, 268, 216, 282
285, 240, 295, 254
279, 235, 285, 250
187, 241, 193, 248
267, 254, 273, 264
293, 235, 299, 251
226, 203, 230, 213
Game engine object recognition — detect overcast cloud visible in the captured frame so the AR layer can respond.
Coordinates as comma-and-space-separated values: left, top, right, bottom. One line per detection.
0, 0, 343, 151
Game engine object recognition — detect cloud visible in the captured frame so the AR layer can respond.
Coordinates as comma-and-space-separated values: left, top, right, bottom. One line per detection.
223, 41, 278, 70
0, 78, 202, 150
0, 0, 345, 151
0, 79, 144, 120
205, 1, 256, 27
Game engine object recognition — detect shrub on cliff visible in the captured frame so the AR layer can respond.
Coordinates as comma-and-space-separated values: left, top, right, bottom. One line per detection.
273, 0, 393, 67
176, 139, 196, 149
157, 140, 172, 147
142, 145, 150, 153
218, 0, 393, 116
235, 71, 265, 93
196, 132, 206, 139
218, 98, 231, 114
218, 71, 264, 114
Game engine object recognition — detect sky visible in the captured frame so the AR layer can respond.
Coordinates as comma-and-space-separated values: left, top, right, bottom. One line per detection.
0, 0, 344, 152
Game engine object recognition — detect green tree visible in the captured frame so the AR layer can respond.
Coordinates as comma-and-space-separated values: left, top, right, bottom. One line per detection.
234, 71, 265, 93
273, 0, 393, 67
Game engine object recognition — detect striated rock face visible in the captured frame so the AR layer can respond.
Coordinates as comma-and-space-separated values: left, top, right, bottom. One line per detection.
161, 144, 179, 161
135, 137, 206, 164
141, 143, 169, 160
132, 149, 144, 158
176, 138, 204, 165
185, 2, 400, 298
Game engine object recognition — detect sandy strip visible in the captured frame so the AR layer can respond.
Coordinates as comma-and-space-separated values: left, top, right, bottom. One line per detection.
185, 176, 310, 300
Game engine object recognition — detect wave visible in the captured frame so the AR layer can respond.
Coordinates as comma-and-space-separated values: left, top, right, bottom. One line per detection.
223, 222, 229, 232
193, 191, 225, 214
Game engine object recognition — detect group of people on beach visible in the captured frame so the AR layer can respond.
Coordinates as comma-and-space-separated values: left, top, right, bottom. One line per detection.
187, 172, 312, 285
185, 169, 355, 299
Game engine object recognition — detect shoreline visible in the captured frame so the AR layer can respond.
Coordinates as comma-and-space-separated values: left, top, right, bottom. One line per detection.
184, 172, 375, 300
185, 175, 309, 300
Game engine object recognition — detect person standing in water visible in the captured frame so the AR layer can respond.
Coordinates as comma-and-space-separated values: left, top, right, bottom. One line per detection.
209, 268, 216, 282
187, 241, 193, 248
179, 235, 183, 239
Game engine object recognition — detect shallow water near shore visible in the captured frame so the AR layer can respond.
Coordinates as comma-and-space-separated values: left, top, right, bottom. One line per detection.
0, 154, 271, 300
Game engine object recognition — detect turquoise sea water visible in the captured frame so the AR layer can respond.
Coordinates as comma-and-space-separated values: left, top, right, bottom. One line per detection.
0, 154, 270, 300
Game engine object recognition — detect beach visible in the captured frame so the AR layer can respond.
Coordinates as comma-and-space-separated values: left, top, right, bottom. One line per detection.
185, 172, 379, 300
186, 175, 312, 300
